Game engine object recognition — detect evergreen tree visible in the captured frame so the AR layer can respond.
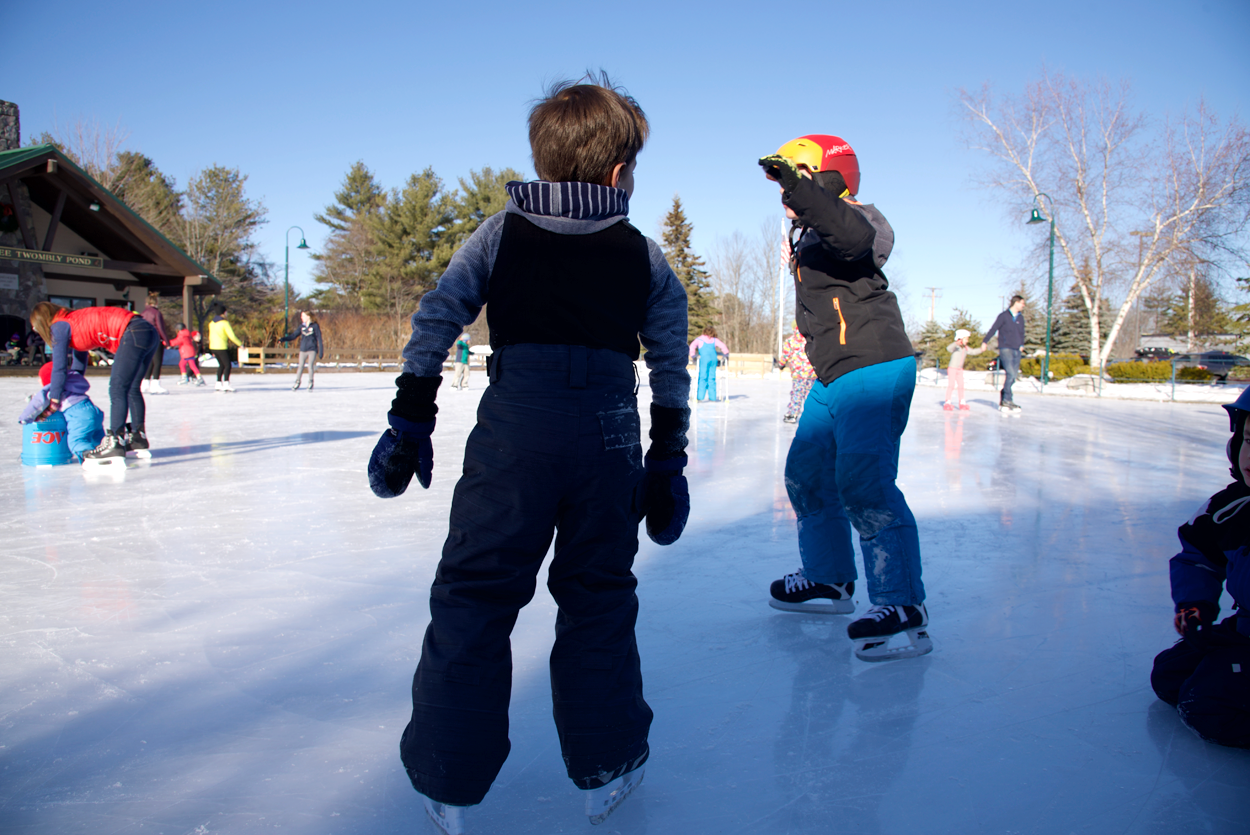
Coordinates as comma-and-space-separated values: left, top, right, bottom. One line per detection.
365, 168, 456, 315
660, 195, 716, 339
110, 152, 182, 242
1050, 283, 1111, 358
311, 162, 387, 308
1159, 273, 1231, 344
914, 319, 947, 366
452, 166, 525, 245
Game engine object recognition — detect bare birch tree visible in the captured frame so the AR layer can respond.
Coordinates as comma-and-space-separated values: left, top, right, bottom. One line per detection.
707, 220, 791, 354
959, 72, 1250, 366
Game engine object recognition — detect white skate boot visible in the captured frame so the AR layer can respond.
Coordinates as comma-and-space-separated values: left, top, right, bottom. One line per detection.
149, 380, 168, 394
847, 603, 932, 661
222, 380, 235, 392
584, 765, 644, 825
768, 570, 855, 614
420, 795, 466, 835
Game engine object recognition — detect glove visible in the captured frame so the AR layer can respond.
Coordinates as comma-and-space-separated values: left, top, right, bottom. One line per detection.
368, 374, 442, 498
641, 403, 691, 545
758, 154, 803, 192
641, 454, 689, 546
368, 415, 434, 498
35, 398, 60, 422
1173, 600, 1219, 637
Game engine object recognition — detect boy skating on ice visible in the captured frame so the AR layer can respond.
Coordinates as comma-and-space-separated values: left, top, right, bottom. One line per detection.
368, 75, 691, 832
1149, 388, 1250, 748
759, 135, 930, 662
944, 329, 985, 411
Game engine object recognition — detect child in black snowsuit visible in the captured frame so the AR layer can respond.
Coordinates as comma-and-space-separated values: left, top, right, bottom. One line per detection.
1150, 387, 1250, 748
368, 76, 691, 832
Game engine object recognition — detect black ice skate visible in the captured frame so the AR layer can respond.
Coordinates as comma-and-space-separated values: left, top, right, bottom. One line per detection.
584, 765, 644, 825
420, 795, 466, 835
847, 603, 932, 661
82, 431, 126, 466
769, 570, 855, 614
123, 423, 151, 459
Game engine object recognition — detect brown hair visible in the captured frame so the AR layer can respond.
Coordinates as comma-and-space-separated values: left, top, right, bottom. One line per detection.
301, 310, 317, 324
147, 291, 161, 306
528, 72, 649, 185
29, 301, 70, 343
703, 325, 717, 338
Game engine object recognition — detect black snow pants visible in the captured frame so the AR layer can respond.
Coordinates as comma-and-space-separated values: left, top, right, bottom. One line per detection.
1151, 618, 1250, 749
400, 344, 652, 807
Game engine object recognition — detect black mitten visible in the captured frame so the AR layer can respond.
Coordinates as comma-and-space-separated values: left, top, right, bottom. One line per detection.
368, 374, 441, 498
758, 154, 803, 193
642, 404, 691, 545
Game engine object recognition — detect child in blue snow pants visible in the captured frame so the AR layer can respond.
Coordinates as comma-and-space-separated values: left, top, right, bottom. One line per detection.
784, 355, 925, 606
696, 340, 719, 401
400, 345, 653, 806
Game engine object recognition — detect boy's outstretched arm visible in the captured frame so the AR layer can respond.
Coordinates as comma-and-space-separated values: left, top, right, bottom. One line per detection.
639, 242, 692, 545
368, 215, 504, 499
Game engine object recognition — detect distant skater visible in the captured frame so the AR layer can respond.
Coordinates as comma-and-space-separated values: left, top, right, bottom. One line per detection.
169, 324, 205, 386
984, 295, 1025, 413
689, 326, 728, 402
1150, 388, 1250, 748
29, 302, 160, 464
281, 310, 324, 391
759, 134, 929, 661
140, 292, 170, 394
451, 332, 471, 390
944, 329, 986, 411
778, 326, 816, 423
207, 303, 243, 392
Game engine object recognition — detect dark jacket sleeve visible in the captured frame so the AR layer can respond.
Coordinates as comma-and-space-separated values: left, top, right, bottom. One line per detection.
782, 177, 877, 262
984, 312, 1006, 344
314, 323, 323, 358
1169, 483, 1249, 608
47, 321, 73, 402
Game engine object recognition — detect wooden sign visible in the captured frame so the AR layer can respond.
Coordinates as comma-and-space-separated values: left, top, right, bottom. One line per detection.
0, 245, 103, 269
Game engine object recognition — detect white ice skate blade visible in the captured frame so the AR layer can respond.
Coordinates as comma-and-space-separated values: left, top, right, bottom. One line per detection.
854, 628, 933, 662
125, 449, 152, 459
81, 456, 126, 468
421, 796, 466, 835
585, 766, 644, 825
769, 598, 855, 615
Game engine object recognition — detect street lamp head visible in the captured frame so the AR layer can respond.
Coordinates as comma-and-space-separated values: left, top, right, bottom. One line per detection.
297, 239, 310, 250
1027, 208, 1046, 225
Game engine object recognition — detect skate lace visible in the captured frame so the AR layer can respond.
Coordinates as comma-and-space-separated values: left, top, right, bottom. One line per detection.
783, 572, 814, 593
861, 604, 901, 622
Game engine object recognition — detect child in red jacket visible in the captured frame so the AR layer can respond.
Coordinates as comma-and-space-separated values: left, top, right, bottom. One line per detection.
169, 325, 206, 387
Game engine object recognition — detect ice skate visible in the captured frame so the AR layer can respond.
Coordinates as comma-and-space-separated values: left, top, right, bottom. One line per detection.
848, 603, 932, 661
308, 380, 314, 391
420, 795, 466, 835
769, 570, 855, 614
176, 374, 189, 385
149, 380, 168, 394
194, 375, 206, 387
943, 402, 954, 411
783, 413, 797, 423
222, 380, 235, 392
959, 401, 970, 411
82, 431, 127, 467
139, 379, 150, 393
214, 381, 224, 392
585, 766, 644, 825
291, 381, 301, 391
123, 423, 151, 459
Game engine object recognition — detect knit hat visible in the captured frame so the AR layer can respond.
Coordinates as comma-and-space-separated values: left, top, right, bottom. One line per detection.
39, 361, 52, 387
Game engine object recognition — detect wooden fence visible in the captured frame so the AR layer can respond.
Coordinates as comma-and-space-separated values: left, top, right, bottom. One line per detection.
238, 347, 403, 372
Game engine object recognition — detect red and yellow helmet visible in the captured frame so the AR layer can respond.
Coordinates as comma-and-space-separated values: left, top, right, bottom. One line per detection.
775, 134, 859, 195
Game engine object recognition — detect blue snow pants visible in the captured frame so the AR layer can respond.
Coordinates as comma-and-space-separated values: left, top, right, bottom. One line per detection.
696, 342, 719, 401
401, 344, 652, 807
63, 398, 105, 457
784, 356, 925, 606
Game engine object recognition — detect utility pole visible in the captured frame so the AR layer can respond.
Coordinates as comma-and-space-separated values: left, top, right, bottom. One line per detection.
925, 287, 941, 322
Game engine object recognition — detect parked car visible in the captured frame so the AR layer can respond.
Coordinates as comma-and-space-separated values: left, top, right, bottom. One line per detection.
1172, 351, 1250, 381
1134, 347, 1175, 362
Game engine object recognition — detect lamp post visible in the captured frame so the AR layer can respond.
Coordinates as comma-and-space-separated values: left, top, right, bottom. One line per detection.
1027, 194, 1056, 389
284, 226, 310, 333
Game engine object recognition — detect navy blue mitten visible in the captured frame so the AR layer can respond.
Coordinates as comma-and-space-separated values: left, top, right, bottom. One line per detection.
642, 403, 691, 545
642, 453, 689, 545
368, 374, 441, 498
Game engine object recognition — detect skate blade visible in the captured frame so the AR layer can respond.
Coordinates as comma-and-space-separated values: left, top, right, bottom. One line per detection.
586, 768, 643, 825
769, 598, 855, 615
125, 449, 152, 459
853, 629, 933, 662
421, 797, 466, 835
81, 456, 127, 468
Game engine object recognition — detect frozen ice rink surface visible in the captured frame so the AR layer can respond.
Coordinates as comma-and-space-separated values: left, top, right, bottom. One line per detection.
1, 370, 1246, 835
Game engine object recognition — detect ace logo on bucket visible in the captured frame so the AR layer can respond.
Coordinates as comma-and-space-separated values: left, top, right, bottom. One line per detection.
31, 430, 64, 444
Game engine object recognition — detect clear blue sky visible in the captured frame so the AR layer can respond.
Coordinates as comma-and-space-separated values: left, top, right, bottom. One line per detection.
7, 0, 1248, 331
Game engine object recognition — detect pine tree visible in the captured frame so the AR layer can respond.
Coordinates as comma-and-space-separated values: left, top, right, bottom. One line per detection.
914, 319, 947, 366
315, 161, 385, 233
660, 196, 716, 339
364, 168, 456, 315
1159, 273, 1231, 344
311, 162, 387, 308
1050, 283, 1111, 358
452, 166, 525, 245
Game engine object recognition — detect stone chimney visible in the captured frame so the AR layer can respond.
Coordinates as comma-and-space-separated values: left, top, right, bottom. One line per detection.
0, 101, 18, 151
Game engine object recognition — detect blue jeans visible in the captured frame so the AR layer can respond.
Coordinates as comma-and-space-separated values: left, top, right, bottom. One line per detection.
108, 318, 160, 433
999, 347, 1021, 404
784, 356, 925, 606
